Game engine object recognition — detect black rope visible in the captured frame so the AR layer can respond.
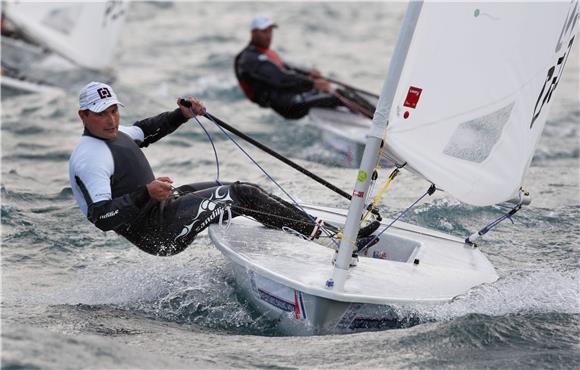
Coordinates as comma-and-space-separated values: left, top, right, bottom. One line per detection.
204, 111, 354, 201
191, 115, 220, 182
358, 184, 436, 253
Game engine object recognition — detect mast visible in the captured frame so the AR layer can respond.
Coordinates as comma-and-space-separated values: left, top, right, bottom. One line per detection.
329, 1, 424, 290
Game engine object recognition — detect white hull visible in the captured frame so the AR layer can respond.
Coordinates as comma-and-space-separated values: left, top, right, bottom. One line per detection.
209, 204, 498, 335
1, 75, 62, 97
308, 108, 371, 167
226, 261, 407, 334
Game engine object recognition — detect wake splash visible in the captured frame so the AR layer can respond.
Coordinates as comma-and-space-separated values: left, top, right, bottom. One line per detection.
11, 238, 576, 336
28, 247, 278, 334
402, 269, 579, 322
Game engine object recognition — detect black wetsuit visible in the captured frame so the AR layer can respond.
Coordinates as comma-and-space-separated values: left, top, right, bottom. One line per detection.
69, 109, 322, 256
234, 44, 342, 119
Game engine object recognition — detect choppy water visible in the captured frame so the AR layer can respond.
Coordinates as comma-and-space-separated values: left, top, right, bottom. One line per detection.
1, 2, 579, 369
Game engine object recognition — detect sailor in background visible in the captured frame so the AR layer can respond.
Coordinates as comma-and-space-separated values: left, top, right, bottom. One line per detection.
69, 82, 378, 256
234, 15, 348, 119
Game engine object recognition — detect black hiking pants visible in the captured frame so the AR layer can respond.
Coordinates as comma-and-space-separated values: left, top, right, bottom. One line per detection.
117, 181, 319, 256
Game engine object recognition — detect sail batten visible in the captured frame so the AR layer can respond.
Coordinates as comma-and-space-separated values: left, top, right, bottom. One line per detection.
383, 2, 578, 206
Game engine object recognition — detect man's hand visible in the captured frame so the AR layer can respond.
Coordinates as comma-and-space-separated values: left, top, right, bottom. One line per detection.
146, 177, 174, 201
178, 96, 206, 118
313, 78, 332, 93
309, 68, 322, 79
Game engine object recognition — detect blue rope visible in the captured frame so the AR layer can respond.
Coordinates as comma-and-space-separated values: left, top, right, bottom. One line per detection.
465, 204, 522, 244
358, 185, 435, 253
189, 108, 220, 183
202, 112, 338, 244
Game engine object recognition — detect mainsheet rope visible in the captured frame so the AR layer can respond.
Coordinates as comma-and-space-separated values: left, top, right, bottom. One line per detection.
192, 115, 220, 183
358, 184, 437, 254
184, 104, 415, 248
188, 107, 339, 243
189, 97, 530, 250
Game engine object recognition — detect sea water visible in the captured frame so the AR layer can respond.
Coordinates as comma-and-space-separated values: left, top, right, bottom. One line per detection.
1, 2, 579, 369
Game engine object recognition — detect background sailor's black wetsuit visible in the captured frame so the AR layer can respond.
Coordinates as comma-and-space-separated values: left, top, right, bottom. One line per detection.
71, 109, 321, 256
234, 44, 342, 119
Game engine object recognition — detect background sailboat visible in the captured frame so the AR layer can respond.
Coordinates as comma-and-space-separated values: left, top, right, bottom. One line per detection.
3, 1, 127, 70
308, 102, 377, 168
1, 1, 128, 95
209, 1, 578, 335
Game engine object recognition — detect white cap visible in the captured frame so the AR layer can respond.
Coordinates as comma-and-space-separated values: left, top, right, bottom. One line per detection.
250, 15, 277, 31
79, 81, 124, 113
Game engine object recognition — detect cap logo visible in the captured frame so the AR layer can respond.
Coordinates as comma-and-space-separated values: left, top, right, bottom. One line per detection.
97, 87, 112, 99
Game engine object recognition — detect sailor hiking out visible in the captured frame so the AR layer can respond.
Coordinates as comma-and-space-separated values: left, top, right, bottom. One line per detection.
69, 82, 378, 256
235, 15, 375, 119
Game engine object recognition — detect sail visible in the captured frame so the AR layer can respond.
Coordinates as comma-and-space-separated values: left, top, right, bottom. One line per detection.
383, 1, 578, 206
3, 1, 128, 70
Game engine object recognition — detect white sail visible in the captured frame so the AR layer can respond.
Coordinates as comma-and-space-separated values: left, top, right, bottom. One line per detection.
3, 1, 128, 70
383, 1, 578, 206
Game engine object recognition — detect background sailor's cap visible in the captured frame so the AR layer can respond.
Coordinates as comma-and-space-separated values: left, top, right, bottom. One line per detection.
79, 81, 125, 113
250, 15, 277, 31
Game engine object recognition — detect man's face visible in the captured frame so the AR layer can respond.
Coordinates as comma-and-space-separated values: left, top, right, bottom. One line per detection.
78, 104, 120, 140
252, 26, 274, 48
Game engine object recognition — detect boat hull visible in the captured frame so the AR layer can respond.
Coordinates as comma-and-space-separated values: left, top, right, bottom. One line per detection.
227, 259, 420, 335
308, 108, 370, 167
209, 204, 498, 335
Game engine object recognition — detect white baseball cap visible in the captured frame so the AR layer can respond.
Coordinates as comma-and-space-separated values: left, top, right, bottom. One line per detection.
250, 15, 277, 31
79, 81, 124, 113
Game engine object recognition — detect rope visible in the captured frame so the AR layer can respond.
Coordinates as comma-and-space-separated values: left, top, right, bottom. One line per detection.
202, 114, 307, 213
465, 204, 522, 245
361, 168, 399, 223
201, 112, 339, 243
176, 100, 394, 253
182, 104, 378, 247
358, 184, 436, 254
203, 111, 354, 202
190, 113, 220, 182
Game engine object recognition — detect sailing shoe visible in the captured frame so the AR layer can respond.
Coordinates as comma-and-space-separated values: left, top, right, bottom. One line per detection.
357, 221, 381, 238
